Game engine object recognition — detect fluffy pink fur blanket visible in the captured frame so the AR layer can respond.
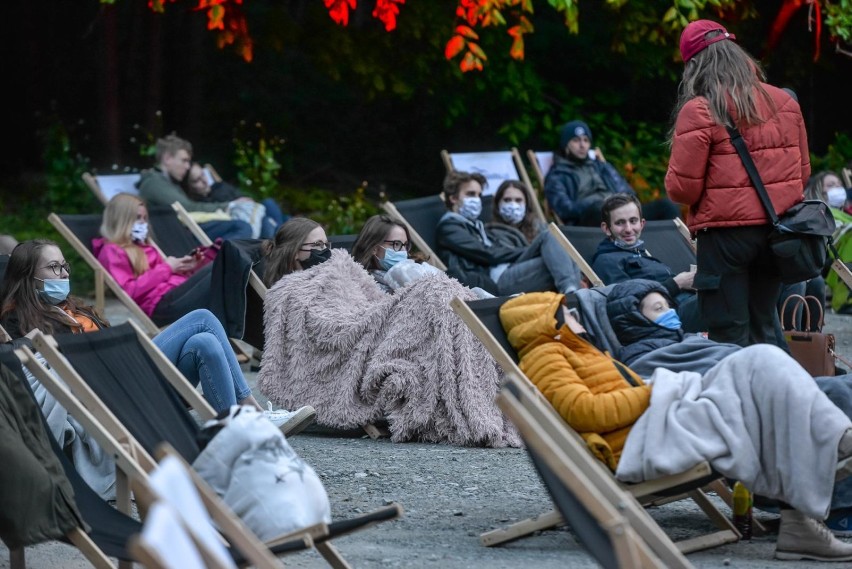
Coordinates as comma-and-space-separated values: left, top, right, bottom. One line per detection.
257, 251, 520, 448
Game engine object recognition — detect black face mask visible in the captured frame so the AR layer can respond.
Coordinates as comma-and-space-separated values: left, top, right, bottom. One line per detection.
300, 248, 331, 270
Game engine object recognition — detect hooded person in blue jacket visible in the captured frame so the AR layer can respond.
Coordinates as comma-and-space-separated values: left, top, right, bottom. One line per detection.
591, 194, 705, 332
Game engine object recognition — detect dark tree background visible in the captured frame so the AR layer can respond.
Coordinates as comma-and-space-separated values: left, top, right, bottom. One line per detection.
6, 0, 851, 200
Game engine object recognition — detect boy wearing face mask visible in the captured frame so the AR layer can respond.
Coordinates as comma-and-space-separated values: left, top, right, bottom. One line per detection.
435, 171, 582, 296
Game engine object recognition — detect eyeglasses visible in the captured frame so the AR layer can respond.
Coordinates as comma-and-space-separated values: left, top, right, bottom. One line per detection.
383, 240, 412, 252
41, 262, 71, 276
300, 241, 331, 252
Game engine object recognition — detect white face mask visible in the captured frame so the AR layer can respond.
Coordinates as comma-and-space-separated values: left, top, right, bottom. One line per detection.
458, 196, 482, 221
131, 221, 149, 242
826, 187, 847, 209
498, 202, 526, 225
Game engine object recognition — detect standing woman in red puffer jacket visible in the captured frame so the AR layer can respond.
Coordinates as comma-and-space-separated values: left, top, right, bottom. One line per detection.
665, 19, 810, 349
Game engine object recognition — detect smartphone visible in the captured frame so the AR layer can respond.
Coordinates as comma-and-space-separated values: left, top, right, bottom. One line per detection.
588, 149, 597, 160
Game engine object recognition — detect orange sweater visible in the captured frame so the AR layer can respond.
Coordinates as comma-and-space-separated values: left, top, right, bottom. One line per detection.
499, 292, 650, 470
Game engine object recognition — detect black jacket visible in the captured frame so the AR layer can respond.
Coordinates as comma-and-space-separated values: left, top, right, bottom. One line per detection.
591, 239, 680, 299
435, 212, 526, 294
606, 279, 683, 364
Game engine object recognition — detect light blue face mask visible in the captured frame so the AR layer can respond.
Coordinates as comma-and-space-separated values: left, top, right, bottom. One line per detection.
380, 248, 408, 271
458, 196, 482, 221
653, 308, 682, 330
36, 278, 71, 305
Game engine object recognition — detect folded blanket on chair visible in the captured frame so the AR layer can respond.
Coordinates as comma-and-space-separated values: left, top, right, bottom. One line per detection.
258, 251, 520, 447
616, 344, 852, 519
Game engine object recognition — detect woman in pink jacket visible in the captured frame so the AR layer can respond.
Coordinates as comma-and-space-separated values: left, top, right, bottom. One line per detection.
93, 193, 212, 326
665, 20, 809, 349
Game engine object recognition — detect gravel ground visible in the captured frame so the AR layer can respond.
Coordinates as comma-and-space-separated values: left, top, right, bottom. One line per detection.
4, 301, 852, 568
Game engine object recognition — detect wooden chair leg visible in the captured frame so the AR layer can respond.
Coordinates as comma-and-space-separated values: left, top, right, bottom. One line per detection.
316, 541, 353, 569
479, 510, 563, 547
362, 423, 389, 439
10, 547, 25, 569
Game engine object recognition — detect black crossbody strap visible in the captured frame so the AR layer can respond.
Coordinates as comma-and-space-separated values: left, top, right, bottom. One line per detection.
724, 115, 781, 227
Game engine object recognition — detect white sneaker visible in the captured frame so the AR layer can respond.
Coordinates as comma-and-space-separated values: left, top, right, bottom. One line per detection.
264, 402, 316, 436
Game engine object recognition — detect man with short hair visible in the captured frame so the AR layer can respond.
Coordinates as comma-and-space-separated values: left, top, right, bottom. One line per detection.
137, 134, 253, 242
544, 120, 680, 226
591, 193, 704, 332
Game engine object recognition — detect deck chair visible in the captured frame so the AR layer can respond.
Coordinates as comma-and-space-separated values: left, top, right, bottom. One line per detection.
449, 296, 739, 552
381, 194, 494, 272
83, 172, 142, 206
497, 373, 694, 568
329, 234, 358, 253
24, 322, 402, 567
0, 349, 115, 569
442, 148, 547, 224
842, 167, 852, 190
549, 221, 697, 287
525, 150, 562, 223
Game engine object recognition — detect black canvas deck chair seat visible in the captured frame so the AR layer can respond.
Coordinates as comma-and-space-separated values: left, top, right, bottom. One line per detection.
498, 373, 695, 569
381, 194, 493, 272
329, 233, 358, 253
549, 221, 697, 287
24, 322, 402, 568
449, 296, 739, 552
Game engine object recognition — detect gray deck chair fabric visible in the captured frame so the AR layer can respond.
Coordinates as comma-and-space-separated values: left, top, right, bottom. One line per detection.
329, 234, 358, 253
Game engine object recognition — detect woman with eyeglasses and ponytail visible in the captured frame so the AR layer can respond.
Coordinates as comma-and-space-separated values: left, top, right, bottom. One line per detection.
350, 214, 442, 293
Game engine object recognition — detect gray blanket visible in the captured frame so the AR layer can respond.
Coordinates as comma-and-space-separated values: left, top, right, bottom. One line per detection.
616, 344, 852, 519
24, 353, 115, 500
628, 335, 741, 379
258, 251, 520, 447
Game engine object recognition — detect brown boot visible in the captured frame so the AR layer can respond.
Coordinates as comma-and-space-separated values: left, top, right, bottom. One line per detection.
775, 509, 852, 561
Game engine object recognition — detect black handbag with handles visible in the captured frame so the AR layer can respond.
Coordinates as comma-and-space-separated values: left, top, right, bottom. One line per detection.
726, 118, 836, 284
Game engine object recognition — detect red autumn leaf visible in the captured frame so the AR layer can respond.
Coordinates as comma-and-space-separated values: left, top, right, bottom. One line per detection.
445, 35, 466, 59
459, 51, 477, 72
510, 35, 524, 60
373, 0, 405, 32
455, 25, 479, 40
467, 41, 487, 60
324, 0, 357, 27
208, 4, 225, 30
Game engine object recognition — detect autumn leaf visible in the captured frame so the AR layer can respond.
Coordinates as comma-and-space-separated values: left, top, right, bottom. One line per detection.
324, 0, 357, 27
459, 51, 477, 72
467, 41, 487, 60
445, 35, 466, 59
373, 0, 406, 32
455, 25, 480, 40
510, 35, 524, 59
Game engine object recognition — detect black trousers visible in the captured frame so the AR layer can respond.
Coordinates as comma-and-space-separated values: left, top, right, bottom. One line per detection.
151, 263, 213, 326
695, 225, 785, 349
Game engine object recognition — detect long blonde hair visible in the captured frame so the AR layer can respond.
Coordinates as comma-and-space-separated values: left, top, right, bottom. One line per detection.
671, 32, 774, 139
100, 193, 150, 276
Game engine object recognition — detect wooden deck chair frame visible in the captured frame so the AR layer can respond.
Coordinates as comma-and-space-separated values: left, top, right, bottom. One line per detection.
82, 172, 142, 206
525, 149, 563, 224
441, 148, 548, 226
448, 297, 739, 552
14, 336, 290, 569
381, 199, 448, 271
842, 168, 852, 190
48, 212, 160, 336
21, 323, 399, 567
497, 372, 693, 569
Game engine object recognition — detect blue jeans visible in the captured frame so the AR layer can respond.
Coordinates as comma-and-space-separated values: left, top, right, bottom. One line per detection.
260, 198, 289, 239
200, 219, 253, 242
152, 309, 252, 413
497, 231, 582, 295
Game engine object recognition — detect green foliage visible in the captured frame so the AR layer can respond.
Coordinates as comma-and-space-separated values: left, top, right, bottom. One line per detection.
810, 131, 852, 174
232, 121, 284, 199
131, 110, 165, 159
276, 183, 381, 235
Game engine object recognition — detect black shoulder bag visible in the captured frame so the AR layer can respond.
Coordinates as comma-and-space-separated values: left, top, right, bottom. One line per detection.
725, 117, 835, 284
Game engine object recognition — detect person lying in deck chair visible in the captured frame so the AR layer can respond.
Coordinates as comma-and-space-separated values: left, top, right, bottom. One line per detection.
500, 289, 852, 562
0, 239, 315, 436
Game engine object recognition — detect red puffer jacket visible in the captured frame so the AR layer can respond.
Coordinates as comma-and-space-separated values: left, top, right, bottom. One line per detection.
665, 83, 810, 233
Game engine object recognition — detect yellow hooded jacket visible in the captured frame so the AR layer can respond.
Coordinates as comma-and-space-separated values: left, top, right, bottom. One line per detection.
499, 292, 651, 470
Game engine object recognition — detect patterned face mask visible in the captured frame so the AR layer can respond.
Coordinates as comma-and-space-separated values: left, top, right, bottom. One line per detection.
458, 197, 482, 221
498, 202, 526, 225
131, 221, 149, 242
